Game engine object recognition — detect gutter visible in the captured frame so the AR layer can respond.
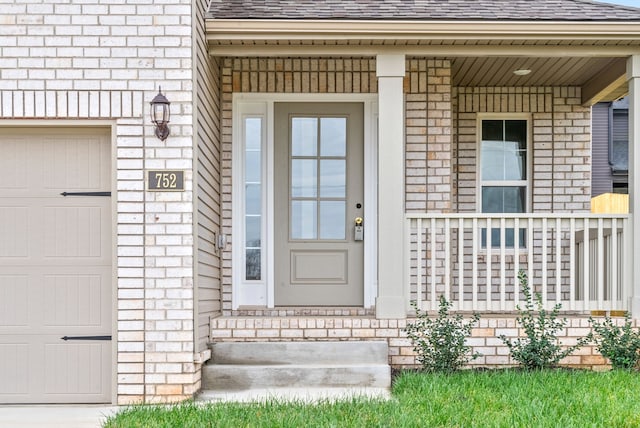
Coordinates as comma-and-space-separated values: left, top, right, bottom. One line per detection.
205, 19, 640, 40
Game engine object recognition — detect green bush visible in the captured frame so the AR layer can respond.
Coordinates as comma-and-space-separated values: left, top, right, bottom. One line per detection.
589, 313, 640, 370
500, 271, 587, 370
404, 296, 480, 373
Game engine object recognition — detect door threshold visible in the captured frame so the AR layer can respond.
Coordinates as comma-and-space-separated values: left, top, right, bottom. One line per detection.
232, 306, 375, 317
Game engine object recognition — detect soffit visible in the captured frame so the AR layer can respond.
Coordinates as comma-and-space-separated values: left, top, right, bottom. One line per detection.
206, 21, 640, 100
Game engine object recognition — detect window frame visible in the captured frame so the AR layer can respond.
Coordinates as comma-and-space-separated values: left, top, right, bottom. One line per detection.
476, 113, 532, 249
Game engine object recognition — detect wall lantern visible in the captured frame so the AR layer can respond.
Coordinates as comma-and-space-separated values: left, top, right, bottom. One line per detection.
150, 87, 171, 141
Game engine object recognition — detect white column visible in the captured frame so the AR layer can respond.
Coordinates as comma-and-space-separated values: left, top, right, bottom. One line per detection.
375, 54, 406, 318
627, 55, 640, 317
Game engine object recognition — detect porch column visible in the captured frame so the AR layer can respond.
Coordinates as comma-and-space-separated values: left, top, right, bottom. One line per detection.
376, 54, 406, 319
628, 56, 640, 317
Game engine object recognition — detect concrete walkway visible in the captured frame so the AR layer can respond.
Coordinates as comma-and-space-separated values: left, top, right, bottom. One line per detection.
0, 405, 119, 428
0, 387, 390, 427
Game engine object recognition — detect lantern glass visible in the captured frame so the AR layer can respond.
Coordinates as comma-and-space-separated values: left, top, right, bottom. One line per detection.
150, 88, 171, 125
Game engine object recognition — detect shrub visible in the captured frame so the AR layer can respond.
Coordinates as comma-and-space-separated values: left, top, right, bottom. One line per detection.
404, 296, 480, 373
589, 313, 640, 370
500, 271, 587, 370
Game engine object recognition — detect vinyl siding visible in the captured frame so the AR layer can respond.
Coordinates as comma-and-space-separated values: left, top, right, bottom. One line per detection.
591, 102, 612, 197
194, 0, 222, 353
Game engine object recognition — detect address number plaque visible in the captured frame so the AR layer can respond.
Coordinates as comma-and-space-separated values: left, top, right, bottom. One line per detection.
147, 170, 185, 191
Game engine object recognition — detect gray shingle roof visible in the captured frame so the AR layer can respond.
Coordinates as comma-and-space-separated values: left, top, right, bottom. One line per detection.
207, 0, 640, 21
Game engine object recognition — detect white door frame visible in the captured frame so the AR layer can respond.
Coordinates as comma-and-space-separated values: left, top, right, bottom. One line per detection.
232, 93, 378, 309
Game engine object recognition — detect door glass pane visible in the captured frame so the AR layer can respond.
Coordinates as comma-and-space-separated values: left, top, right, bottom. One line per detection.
292, 117, 317, 156
291, 159, 317, 197
291, 200, 317, 239
246, 249, 261, 280
319, 201, 345, 240
244, 117, 262, 281
245, 216, 261, 248
245, 151, 261, 183
320, 159, 346, 198
246, 184, 261, 215
245, 118, 262, 150
320, 118, 346, 157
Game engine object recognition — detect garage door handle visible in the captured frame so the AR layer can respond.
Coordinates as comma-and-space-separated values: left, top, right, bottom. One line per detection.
61, 335, 112, 341
60, 192, 111, 197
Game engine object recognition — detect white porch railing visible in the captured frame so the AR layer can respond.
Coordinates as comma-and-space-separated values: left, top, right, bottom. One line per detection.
404, 214, 631, 313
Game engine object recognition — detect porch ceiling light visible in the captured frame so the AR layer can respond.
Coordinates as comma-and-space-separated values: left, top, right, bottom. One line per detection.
513, 69, 532, 76
150, 87, 171, 141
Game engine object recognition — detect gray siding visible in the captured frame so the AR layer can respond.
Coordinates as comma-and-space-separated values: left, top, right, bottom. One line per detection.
591, 102, 612, 197
194, 0, 222, 353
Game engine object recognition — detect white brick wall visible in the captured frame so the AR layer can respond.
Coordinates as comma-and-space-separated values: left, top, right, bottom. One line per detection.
1, 0, 198, 404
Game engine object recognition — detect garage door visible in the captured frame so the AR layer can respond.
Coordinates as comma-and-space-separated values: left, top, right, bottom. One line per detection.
0, 128, 112, 403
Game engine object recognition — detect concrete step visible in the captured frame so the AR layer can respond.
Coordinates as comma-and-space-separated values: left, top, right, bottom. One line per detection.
197, 387, 391, 403
209, 341, 389, 365
201, 341, 391, 392
202, 363, 390, 391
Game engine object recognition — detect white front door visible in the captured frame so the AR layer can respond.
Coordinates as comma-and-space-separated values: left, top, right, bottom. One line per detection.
0, 128, 112, 404
274, 103, 364, 306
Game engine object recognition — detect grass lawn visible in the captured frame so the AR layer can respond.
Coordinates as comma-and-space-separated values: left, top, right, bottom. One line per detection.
104, 370, 640, 427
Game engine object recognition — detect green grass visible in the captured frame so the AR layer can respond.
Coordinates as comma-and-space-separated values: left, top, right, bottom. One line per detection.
104, 370, 640, 428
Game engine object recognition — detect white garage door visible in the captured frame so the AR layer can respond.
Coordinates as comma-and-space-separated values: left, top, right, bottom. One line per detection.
0, 128, 112, 404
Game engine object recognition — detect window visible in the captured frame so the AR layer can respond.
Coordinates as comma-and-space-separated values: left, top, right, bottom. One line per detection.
479, 118, 528, 248
244, 117, 263, 280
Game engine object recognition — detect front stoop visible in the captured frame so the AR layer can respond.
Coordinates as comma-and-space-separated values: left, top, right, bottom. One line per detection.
199, 341, 391, 401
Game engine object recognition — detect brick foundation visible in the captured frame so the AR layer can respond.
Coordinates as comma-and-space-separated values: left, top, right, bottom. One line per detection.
211, 314, 635, 370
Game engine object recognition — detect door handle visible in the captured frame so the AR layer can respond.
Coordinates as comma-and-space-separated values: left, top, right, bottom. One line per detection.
354, 217, 364, 241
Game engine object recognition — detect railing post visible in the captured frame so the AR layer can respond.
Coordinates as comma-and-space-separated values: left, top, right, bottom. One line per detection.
376, 54, 406, 319
628, 56, 640, 318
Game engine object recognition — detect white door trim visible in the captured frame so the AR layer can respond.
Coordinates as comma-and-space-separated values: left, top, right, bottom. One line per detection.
232, 93, 378, 309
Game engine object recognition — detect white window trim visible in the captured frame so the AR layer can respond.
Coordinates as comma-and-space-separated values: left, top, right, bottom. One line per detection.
476, 113, 533, 214
232, 93, 378, 309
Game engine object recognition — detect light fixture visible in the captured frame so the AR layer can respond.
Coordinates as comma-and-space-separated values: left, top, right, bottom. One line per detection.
150, 87, 171, 141
513, 69, 532, 76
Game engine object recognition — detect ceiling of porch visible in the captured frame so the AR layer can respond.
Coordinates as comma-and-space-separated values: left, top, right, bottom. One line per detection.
207, 26, 640, 104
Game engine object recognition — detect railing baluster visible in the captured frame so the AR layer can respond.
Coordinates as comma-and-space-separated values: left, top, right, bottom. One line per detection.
555, 217, 562, 306
486, 217, 492, 311
597, 217, 604, 310
542, 217, 548, 308
417, 218, 423, 310
583, 217, 590, 311
514, 218, 520, 309
430, 217, 436, 311
527, 217, 534, 306
500, 218, 506, 311
444, 217, 451, 303
611, 218, 618, 309
458, 217, 464, 310
472, 217, 478, 311
569, 217, 576, 311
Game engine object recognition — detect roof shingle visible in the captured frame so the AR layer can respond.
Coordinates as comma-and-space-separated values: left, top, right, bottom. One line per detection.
207, 0, 640, 21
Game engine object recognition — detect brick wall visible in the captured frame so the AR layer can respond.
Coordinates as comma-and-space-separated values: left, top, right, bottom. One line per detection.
1, 1, 198, 404
454, 87, 591, 213
405, 59, 453, 213
211, 315, 631, 370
